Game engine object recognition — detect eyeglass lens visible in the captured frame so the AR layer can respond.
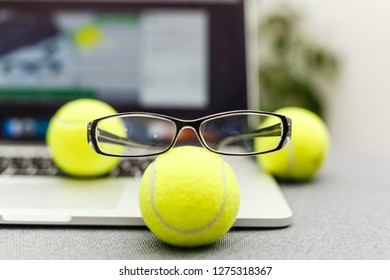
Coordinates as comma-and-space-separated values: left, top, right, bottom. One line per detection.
94, 113, 284, 156
96, 115, 177, 156
200, 113, 283, 154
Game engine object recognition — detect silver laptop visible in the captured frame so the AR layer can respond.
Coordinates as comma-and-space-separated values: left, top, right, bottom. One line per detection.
0, 0, 292, 227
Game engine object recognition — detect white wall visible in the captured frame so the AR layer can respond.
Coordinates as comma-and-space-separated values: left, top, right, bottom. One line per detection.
258, 0, 390, 155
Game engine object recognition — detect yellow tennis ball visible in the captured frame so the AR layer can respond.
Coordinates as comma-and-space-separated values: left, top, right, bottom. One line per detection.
73, 23, 102, 50
139, 146, 240, 247
255, 107, 330, 181
46, 98, 124, 177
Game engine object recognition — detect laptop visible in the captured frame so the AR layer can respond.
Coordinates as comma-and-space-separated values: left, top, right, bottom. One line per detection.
0, 0, 292, 227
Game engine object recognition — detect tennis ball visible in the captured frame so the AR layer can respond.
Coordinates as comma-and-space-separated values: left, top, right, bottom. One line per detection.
46, 98, 124, 177
255, 107, 330, 181
73, 23, 102, 50
139, 146, 240, 247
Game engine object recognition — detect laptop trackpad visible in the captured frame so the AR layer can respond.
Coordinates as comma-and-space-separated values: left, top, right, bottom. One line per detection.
0, 177, 126, 209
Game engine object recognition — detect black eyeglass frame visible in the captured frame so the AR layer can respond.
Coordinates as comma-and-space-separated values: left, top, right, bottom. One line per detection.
87, 110, 292, 158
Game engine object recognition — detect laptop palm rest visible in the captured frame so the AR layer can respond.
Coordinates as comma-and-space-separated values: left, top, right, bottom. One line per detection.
0, 157, 292, 227
0, 177, 126, 209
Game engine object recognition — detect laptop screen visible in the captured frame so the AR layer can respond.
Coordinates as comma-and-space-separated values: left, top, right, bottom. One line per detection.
0, 0, 248, 142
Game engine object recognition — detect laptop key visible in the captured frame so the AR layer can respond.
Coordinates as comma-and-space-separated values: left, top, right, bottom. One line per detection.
14, 168, 37, 176
12, 157, 32, 170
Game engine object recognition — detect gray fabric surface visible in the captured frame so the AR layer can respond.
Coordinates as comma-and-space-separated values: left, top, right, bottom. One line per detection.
1, 147, 390, 260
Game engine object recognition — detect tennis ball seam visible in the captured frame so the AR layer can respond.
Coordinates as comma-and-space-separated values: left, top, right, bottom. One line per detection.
149, 158, 227, 235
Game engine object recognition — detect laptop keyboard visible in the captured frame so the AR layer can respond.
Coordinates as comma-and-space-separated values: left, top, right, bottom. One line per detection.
0, 155, 154, 177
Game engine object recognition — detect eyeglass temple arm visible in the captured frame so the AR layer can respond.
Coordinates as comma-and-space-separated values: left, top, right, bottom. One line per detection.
96, 128, 160, 150
213, 123, 282, 150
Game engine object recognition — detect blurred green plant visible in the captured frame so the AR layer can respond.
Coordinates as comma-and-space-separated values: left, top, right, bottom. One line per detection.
258, 5, 340, 118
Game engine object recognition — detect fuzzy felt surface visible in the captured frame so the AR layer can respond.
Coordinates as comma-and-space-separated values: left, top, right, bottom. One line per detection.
139, 146, 240, 247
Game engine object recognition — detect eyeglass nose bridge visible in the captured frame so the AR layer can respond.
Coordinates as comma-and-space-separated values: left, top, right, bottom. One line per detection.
171, 120, 206, 149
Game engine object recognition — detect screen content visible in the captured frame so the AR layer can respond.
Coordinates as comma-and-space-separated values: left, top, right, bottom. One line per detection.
0, 8, 209, 140
0, 1, 246, 141
0, 9, 208, 108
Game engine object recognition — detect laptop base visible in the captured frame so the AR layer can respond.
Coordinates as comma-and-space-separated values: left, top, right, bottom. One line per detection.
0, 155, 292, 228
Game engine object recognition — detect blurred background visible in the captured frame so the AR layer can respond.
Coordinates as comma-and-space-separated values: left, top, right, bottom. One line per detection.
2, 0, 389, 157
257, 0, 390, 156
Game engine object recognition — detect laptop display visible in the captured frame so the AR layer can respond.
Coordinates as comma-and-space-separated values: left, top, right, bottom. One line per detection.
0, 0, 247, 142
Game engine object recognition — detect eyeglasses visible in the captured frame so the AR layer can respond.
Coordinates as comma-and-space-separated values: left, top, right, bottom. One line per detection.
87, 110, 291, 157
